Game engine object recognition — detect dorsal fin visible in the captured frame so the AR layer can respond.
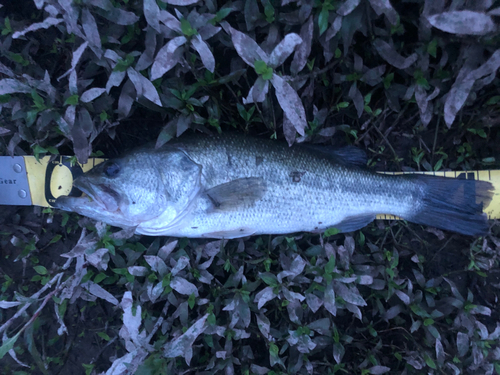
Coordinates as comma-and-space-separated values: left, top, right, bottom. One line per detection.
299, 144, 367, 168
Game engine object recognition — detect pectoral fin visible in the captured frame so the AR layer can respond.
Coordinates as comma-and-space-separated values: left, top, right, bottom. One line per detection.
205, 177, 267, 211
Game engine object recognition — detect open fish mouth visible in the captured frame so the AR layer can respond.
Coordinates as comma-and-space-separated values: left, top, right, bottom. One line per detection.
54, 178, 120, 213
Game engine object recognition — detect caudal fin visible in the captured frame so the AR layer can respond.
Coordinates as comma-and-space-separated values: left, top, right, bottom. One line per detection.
406, 174, 493, 236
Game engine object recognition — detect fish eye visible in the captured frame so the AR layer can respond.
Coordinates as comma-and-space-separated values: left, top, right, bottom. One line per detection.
104, 162, 120, 178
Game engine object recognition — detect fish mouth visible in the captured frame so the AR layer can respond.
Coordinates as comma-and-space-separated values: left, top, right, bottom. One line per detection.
54, 177, 121, 213
72, 178, 121, 212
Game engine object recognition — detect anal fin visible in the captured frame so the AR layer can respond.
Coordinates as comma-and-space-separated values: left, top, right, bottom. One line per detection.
331, 214, 376, 233
202, 228, 256, 239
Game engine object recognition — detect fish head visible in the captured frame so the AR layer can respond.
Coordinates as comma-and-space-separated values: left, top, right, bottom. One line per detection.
54, 148, 202, 230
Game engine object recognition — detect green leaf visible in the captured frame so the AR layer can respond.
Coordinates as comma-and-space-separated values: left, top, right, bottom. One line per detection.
424, 354, 437, 369
81, 270, 94, 284
423, 318, 434, 326
61, 212, 70, 227
254, 60, 273, 80
486, 95, 500, 105
2, 17, 12, 35
82, 363, 95, 375
188, 293, 196, 309
259, 272, 279, 287
94, 272, 107, 284
318, 7, 329, 36
207, 312, 216, 325
0, 94, 12, 103
433, 158, 443, 171
9, 53, 29, 66
26, 110, 38, 127
114, 54, 135, 72
427, 39, 437, 58
0, 332, 20, 359
346, 72, 361, 82
358, 231, 365, 246
180, 18, 197, 37
307, 58, 315, 71
31, 90, 45, 109
324, 256, 336, 276
91, 150, 105, 157
262, 68, 273, 80
97, 332, 111, 341
32, 144, 48, 162
236, 103, 250, 122
254, 60, 267, 75
49, 234, 62, 244
212, 7, 232, 24
383, 72, 394, 89
270, 342, 279, 356
264, 2, 275, 23
324, 227, 340, 237
64, 95, 79, 106
364, 92, 372, 105
46, 146, 59, 155
34, 265, 47, 275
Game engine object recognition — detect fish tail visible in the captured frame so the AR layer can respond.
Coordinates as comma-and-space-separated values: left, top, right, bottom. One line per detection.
405, 174, 493, 236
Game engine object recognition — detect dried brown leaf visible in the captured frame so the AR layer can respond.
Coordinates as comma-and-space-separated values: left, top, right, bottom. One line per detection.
12, 17, 63, 39
0, 79, 31, 94
80, 87, 106, 103
337, 0, 360, 16
164, 314, 208, 365
368, 0, 398, 24
191, 35, 215, 73
368, 366, 391, 374
159, 10, 182, 32
324, 282, 336, 316
291, 16, 313, 74
151, 36, 187, 80
348, 83, 364, 118
227, 25, 269, 66
373, 39, 417, 69
170, 276, 198, 296
144, 0, 161, 32
127, 67, 161, 106
268, 33, 302, 68
166, 0, 200, 5
427, 10, 496, 36
106, 70, 126, 93
89, 0, 139, 25
117, 79, 136, 119
243, 76, 269, 104
271, 74, 307, 135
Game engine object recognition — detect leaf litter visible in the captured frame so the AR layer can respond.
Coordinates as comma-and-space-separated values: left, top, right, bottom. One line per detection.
0, 0, 499, 374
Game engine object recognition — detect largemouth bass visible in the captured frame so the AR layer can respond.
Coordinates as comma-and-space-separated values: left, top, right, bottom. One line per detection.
54, 134, 493, 238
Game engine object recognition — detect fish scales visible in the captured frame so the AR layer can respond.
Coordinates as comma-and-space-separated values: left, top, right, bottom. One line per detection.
54, 134, 493, 237
166, 136, 422, 237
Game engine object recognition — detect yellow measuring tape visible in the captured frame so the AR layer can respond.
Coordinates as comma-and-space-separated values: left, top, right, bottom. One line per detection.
10, 156, 500, 220
23, 156, 106, 207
